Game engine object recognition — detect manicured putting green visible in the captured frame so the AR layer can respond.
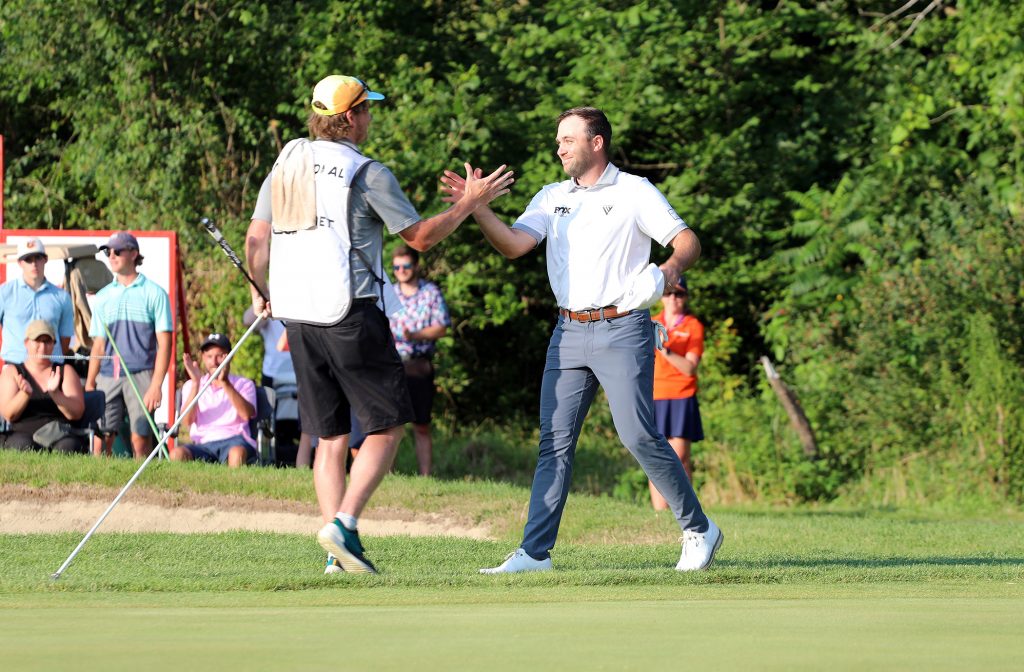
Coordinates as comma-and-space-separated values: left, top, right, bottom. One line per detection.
3, 594, 1022, 671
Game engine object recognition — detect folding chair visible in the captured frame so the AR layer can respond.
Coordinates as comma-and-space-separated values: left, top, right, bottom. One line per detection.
252, 385, 276, 466
269, 382, 301, 465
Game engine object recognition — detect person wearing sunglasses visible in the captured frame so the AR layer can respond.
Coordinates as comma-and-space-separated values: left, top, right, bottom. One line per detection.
0, 238, 74, 365
246, 73, 514, 574
650, 277, 705, 509
388, 245, 450, 476
0, 320, 86, 453
85, 232, 172, 460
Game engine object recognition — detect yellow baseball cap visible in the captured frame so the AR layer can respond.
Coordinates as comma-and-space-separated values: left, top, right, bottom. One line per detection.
311, 75, 385, 116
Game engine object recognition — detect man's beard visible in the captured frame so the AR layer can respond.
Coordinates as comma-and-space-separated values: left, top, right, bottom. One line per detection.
564, 151, 596, 179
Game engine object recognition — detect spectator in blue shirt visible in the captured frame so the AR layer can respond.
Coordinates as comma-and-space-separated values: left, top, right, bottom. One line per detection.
85, 232, 172, 459
0, 238, 74, 364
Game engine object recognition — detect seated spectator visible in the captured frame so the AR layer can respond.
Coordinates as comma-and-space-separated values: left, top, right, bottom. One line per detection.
0, 320, 85, 453
170, 332, 256, 468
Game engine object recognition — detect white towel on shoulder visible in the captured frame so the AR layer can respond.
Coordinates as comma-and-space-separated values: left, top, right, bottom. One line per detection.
270, 139, 317, 233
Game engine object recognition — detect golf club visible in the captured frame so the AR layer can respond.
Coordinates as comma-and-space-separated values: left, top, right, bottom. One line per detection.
200, 217, 269, 303
50, 314, 266, 581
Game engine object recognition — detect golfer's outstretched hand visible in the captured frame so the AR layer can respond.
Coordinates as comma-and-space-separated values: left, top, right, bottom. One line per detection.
441, 163, 513, 207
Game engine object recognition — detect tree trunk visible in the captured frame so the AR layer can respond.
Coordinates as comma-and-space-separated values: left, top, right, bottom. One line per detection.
760, 356, 818, 458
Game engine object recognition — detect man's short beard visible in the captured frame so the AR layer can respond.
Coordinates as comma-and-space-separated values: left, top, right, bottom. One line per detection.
565, 153, 596, 179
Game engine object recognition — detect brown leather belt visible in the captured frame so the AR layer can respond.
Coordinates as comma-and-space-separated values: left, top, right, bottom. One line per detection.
559, 306, 632, 323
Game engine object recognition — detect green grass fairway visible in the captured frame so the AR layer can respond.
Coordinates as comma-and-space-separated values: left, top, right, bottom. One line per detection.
2, 452, 1023, 670
4, 593, 1022, 671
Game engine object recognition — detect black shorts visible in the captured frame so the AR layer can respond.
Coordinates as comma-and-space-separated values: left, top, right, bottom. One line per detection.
405, 363, 436, 426
286, 301, 413, 438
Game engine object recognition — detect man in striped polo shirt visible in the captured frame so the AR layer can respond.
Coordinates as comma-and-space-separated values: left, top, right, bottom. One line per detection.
85, 232, 172, 459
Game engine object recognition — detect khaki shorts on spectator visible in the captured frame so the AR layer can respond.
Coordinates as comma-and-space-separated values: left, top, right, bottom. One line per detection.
96, 370, 155, 436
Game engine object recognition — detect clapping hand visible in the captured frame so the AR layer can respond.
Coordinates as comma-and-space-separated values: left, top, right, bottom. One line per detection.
183, 352, 203, 381
44, 367, 62, 394
13, 369, 33, 396
215, 364, 230, 387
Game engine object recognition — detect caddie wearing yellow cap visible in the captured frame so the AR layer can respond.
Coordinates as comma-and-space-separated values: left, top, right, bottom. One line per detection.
246, 74, 514, 574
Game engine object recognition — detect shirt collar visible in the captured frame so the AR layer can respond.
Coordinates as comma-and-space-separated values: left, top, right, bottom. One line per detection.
109, 273, 146, 290
318, 138, 363, 154
567, 162, 619, 193
16, 277, 52, 293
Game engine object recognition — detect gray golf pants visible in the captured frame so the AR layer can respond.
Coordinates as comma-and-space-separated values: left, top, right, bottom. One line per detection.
521, 310, 709, 560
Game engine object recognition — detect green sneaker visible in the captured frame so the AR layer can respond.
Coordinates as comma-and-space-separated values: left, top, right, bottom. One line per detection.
317, 519, 378, 574
324, 553, 344, 575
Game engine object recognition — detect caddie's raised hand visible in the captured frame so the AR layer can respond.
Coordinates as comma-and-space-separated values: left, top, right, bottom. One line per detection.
440, 169, 467, 203
440, 167, 481, 203
442, 163, 513, 208
465, 163, 515, 207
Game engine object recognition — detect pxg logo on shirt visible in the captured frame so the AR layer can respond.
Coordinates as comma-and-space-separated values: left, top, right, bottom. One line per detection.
553, 206, 572, 216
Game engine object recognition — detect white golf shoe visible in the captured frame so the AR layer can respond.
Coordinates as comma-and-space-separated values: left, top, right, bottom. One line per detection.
480, 548, 553, 574
676, 519, 724, 571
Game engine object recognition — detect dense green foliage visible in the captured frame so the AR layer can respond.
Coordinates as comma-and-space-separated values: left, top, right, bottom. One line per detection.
2, 1, 1022, 505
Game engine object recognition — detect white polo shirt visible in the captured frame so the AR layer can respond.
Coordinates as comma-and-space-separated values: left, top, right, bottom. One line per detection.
513, 163, 687, 311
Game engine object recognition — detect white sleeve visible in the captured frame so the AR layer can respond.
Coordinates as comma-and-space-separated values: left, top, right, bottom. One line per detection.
512, 189, 550, 242
635, 178, 687, 246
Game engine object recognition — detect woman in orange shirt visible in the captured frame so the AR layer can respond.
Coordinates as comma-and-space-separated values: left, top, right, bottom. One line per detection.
649, 277, 704, 510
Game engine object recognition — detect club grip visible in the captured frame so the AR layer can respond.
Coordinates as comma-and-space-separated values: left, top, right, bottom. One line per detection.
200, 217, 222, 240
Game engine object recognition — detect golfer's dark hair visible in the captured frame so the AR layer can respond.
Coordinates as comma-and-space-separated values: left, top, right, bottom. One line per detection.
307, 101, 369, 141
392, 244, 419, 265
558, 107, 612, 157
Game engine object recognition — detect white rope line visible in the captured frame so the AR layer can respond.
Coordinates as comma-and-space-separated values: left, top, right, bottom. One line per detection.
25, 353, 118, 361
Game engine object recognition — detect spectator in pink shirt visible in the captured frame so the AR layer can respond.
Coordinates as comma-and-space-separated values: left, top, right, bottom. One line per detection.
170, 332, 256, 468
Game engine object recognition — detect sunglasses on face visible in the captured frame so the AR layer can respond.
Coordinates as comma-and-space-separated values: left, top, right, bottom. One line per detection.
665, 292, 687, 298
20, 254, 47, 264
393, 263, 414, 271
32, 336, 55, 345
102, 248, 135, 258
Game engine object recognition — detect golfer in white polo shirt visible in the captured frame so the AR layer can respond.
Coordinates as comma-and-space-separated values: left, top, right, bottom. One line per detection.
444, 107, 723, 573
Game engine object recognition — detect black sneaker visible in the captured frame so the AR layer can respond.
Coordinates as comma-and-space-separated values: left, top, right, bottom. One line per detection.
317, 520, 378, 574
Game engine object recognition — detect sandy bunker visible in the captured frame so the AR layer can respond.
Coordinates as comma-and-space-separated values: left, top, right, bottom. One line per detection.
0, 484, 491, 539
